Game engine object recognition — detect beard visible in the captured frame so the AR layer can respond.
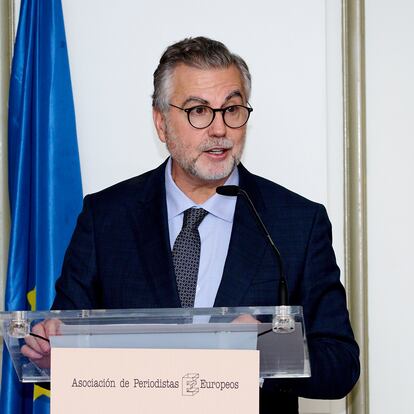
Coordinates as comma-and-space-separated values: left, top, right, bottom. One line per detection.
164, 122, 245, 182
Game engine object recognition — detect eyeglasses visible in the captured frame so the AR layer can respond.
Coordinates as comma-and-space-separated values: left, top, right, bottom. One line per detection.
169, 103, 253, 129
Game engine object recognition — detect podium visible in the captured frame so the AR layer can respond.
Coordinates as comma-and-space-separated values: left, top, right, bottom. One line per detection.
1, 306, 310, 413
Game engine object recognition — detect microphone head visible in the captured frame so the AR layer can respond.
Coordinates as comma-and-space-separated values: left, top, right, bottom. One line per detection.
216, 185, 241, 197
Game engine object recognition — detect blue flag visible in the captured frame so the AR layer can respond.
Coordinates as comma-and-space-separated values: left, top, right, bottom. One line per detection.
0, 1, 83, 413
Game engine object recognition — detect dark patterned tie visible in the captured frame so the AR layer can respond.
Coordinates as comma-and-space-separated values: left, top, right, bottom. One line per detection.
172, 207, 209, 307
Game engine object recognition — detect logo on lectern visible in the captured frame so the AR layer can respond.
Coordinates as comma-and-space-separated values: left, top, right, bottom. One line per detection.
182, 373, 200, 396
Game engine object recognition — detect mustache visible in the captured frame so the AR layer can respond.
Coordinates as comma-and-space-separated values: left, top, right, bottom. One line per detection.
199, 138, 233, 152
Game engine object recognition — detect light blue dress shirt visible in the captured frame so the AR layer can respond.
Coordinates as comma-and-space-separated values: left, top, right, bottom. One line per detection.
165, 158, 239, 308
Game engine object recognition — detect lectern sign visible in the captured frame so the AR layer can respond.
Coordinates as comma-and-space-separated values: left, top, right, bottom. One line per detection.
51, 348, 259, 414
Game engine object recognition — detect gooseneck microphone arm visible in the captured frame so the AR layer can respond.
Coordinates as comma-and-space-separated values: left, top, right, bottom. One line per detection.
216, 185, 289, 306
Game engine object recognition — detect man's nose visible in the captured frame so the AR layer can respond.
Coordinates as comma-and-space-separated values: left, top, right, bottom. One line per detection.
207, 112, 226, 137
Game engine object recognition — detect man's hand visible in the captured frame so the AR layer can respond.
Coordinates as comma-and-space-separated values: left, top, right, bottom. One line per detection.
232, 314, 260, 324
21, 319, 61, 369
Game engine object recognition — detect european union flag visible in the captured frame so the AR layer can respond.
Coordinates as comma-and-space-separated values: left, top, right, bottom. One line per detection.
0, 0, 83, 413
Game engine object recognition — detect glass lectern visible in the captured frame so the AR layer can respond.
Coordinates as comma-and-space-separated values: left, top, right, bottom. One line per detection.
0, 306, 311, 383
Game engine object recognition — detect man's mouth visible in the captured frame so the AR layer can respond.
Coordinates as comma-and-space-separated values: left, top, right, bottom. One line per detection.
205, 148, 228, 155
200, 139, 233, 159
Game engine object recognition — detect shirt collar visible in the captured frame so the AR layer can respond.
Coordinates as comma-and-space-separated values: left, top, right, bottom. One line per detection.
165, 157, 239, 223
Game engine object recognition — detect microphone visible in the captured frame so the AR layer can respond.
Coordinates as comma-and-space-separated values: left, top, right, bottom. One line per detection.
216, 185, 289, 306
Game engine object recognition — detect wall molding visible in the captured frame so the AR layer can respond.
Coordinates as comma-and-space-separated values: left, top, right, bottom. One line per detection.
342, 1, 369, 413
0, 0, 13, 311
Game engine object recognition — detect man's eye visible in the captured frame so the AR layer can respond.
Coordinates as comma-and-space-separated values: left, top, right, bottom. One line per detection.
191, 106, 208, 116
225, 106, 239, 114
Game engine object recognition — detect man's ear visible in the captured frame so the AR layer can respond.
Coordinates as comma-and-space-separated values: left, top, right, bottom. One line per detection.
153, 108, 167, 143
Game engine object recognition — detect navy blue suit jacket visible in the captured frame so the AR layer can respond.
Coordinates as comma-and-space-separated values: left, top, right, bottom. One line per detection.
53, 161, 359, 413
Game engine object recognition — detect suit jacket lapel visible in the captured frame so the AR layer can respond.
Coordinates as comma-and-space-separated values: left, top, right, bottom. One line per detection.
129, 161, 181, 308
214, 164, 268, 307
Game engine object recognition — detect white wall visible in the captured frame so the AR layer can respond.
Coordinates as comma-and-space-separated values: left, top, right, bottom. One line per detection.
365, 1, 414, 413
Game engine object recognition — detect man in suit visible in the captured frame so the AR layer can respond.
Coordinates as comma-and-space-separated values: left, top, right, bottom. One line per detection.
22, 37, 359, 413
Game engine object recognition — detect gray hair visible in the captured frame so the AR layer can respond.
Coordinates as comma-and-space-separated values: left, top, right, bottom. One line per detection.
152, 37, 251, 112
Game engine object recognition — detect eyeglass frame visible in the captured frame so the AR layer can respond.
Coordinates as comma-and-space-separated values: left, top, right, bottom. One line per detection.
168, 103, 253, 129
